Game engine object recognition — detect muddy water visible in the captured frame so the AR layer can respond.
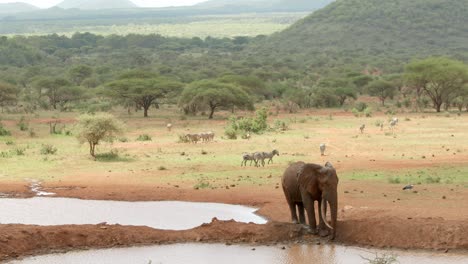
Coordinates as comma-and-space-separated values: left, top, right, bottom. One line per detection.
9, 244, 468, 264
0, 197, 266, 229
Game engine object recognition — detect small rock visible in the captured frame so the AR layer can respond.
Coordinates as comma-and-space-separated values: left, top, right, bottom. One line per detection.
442, 196, 446, 199
251, 248, 256, 251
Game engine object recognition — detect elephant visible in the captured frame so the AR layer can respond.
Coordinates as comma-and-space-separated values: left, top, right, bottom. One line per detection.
282, 161, 339, 239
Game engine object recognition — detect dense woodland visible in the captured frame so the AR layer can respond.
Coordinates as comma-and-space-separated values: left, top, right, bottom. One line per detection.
0, 0, 467, 118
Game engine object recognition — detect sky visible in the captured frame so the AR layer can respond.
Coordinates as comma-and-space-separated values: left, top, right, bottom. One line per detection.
0, 0, 207, 8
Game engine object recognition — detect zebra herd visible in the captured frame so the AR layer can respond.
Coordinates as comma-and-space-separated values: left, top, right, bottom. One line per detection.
183, 132, 215, 143
242, 150, 279, 167
361, 117, 399, 133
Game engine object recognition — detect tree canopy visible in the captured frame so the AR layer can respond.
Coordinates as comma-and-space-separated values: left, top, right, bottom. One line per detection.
405, 57, 468, 112
179, 79, 254, 119
106, 73, 183, 117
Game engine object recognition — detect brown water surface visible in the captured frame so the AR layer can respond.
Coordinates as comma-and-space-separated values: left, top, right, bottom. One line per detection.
8, 244, 468, 264
0, 197, 266, 230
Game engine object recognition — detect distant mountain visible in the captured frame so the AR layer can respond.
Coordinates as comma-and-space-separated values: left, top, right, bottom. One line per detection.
56, 0, 137, 10
0, 2, 39, 14
195, 0, 335, 12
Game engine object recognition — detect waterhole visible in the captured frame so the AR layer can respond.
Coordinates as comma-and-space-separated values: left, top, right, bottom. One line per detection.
0, 197, 266, 230
8, 243, 468, 264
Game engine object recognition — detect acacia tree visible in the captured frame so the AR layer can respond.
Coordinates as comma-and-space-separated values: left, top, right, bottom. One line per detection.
366, 79, 396, 106
76, 113, 124, 158
35, 78, 85, 110
179, 79, 254, 119
0, 82, 18, 112
106, 74, 183, 117
405, 57, 468, 112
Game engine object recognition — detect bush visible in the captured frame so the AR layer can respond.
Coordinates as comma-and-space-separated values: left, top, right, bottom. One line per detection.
0, 123, 11, 136
118, 137, 129, 143
364, 107, 373, 117
224, 127, 238, 140
388, 177, 401, 184
225, 108, 269, 139
355, 102, 368, 112
40, 144, 57, 155
95, 150, 120, 162
136, 134, 152, 141
274, 120, 289, 131
14, 148, 25, 156
75, 113, 125, 157
29, 128, 36, 138
17, 116, 29, 131
5, 140, 14, 145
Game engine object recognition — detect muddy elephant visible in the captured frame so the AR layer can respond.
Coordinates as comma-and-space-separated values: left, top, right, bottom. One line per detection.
282, 161, 339, 239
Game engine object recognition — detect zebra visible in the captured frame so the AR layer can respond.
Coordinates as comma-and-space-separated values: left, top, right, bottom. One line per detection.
253, 152, 265, 167
260, 149, 280, 166
241, 153, 257, 167
186, 133, 201, 143
320, 143, 326, 156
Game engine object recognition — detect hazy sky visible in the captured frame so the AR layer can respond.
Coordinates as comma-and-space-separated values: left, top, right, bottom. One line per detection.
0, 0, 207, 8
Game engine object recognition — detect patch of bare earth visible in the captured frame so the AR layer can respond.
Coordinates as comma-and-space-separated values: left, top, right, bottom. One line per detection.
1, 180, 467, 261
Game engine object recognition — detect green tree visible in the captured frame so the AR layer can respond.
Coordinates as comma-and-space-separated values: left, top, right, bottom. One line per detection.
0, 82, 18, 112
69, 65, 93, 86
35, 78, 84, 110
106, 73, 183, 117
366, 79, 396, 106
405, 57, 468, 112
76, 113, 124, 158
179, 79, 254, 119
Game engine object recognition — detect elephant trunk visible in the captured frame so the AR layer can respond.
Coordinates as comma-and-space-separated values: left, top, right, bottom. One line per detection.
320, 191, 338, 240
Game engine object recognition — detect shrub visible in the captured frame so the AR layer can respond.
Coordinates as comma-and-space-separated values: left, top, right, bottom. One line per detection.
75, 113, 125, 157
136, 134, 152, 141
0, 123, 11, 136
388, 177, 401, 184
95, 150, 121, 162
194, 180, 210, 190
274, 120, 289, 131
5, 140, 14, 145
355, 102, 368, 112
13, 148, 25, 156
364, 107, 373, 117
201, 149, 208, 155
17, 116, 29, 131
158, 166, 167, 170
118, 137, 129, 143
224, 127, 238, 139
29, 128, 36, 138
395, 101, 402, 108
40, 144, 57, 155
403, 98, 411, 108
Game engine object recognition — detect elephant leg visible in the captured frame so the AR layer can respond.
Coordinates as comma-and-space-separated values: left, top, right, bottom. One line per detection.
298, 202, 306, 225
288, 202, 299, 224
301, 193, 317, 233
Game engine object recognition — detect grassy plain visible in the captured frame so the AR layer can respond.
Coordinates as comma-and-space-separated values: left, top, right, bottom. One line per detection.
1, 105, 467, 190
5, 13, 306, 38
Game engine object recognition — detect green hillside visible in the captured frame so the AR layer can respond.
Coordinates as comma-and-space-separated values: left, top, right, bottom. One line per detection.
255, 0, 468, 72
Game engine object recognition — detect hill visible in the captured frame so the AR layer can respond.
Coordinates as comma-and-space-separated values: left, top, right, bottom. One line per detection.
256, 0, 468, 72
56, 0, 137, 10
0, 2, 39, 14
195, 0, 335, 12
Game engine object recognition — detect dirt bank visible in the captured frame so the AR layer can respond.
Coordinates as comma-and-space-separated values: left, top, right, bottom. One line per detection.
1, 181, 468, 261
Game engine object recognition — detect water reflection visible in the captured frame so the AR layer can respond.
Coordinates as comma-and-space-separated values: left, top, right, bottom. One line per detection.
0, 197, 266, 230
8, 244, 468, 264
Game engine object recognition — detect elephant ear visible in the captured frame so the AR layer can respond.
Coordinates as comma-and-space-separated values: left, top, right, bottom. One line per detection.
318, 166, 332, 184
